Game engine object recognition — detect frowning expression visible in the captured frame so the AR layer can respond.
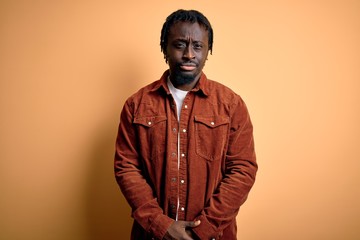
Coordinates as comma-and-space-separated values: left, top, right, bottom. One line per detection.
166, 21, 209, 88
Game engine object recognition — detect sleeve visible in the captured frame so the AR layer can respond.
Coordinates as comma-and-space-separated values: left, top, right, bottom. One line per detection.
192, 97, 258, 239
114, 100, 174, 239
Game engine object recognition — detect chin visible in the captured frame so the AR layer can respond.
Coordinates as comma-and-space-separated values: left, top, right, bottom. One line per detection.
173, 71, 196, 86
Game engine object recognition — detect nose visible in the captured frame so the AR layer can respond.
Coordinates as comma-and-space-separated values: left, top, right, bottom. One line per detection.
183, 46, 195, 59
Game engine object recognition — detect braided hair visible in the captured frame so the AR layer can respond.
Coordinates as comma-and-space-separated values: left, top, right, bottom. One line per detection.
160, 9, 213, 62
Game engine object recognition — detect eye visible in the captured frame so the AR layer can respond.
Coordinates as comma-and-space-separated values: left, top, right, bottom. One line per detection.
174, 42, 186, 49
193, 43, 203, 50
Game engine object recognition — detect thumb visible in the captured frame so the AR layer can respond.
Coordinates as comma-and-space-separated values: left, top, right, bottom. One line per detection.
184, 220, 201, 228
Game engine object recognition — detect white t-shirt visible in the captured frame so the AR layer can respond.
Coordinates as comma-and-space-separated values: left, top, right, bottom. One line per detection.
167, 78, 188, 121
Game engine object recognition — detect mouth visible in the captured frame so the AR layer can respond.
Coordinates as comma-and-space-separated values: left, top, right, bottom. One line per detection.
179, 63, 197, 71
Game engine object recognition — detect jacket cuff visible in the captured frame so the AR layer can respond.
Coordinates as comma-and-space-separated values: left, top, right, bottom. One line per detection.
192, 214, 222, 240
149, 214, 174, 239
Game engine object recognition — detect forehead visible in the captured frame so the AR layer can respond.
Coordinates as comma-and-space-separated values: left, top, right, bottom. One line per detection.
168, 21, 208, 41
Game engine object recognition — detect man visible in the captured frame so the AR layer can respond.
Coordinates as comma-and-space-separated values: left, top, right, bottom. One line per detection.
114, 9, 257, 240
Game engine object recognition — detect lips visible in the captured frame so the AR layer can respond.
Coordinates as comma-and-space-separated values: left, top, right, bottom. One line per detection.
179, 63, 197, 71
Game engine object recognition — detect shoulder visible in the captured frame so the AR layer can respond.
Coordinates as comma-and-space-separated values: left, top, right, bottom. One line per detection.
126, 80, 162, 104
122, 79, 166, 116
205, 78, 245, 106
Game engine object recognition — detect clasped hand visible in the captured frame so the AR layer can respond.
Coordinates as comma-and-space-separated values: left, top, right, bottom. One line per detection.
164, 220, 201, 240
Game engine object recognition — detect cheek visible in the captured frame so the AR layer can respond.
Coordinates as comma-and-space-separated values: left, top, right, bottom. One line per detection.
167, 59, 178, 70
167, 51, 181, 61
199, 54, 208, 66
198, 50, 208, 60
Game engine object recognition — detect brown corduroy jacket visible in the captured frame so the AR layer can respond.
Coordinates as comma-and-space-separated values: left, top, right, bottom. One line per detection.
115, 70, 257, 240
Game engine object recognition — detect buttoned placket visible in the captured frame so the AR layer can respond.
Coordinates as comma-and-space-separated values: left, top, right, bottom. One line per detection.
168, 98, 179, 219
176, 94, 192, 221
167, 92, 193, 221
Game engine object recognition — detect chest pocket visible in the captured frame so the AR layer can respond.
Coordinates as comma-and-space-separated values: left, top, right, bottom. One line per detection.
194, 115, 229, 161
133, 115, 167, 158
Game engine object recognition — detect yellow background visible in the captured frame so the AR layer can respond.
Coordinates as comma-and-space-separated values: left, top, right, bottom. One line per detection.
1, 1, 359, 239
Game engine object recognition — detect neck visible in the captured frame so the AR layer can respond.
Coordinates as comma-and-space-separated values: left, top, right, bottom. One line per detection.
172, 79, 199, 91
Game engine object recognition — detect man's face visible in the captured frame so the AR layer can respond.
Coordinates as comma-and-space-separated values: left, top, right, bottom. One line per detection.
166, 21, 209, 87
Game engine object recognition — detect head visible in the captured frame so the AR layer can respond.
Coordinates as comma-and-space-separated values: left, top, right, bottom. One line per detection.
160, 10, 214, 89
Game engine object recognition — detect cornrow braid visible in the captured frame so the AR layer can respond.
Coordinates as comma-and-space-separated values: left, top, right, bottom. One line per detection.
160, 9, 213, 62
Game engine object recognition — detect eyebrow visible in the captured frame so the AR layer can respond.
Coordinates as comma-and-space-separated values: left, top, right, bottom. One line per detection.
173, 38, 205, 44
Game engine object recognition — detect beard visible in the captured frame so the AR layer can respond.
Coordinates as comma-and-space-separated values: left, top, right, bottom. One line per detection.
172, 71, 196, 86
170, 63, 198, 86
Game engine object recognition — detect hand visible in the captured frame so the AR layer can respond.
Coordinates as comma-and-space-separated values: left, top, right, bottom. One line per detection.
164, 220, 201, 240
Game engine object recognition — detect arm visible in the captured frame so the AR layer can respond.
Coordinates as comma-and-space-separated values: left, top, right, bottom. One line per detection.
192, 98, 258, 239
114, 100, 174, 239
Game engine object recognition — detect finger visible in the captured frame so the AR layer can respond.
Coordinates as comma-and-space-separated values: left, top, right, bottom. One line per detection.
184, 220, 201, 228
193, 220, 201, 226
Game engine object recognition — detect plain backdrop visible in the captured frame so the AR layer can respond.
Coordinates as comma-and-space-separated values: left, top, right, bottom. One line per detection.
1, 1, 359, 239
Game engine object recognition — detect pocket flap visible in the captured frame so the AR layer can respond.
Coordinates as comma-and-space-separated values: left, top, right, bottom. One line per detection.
133, 115, 167, 128
194, 115, 229, 128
